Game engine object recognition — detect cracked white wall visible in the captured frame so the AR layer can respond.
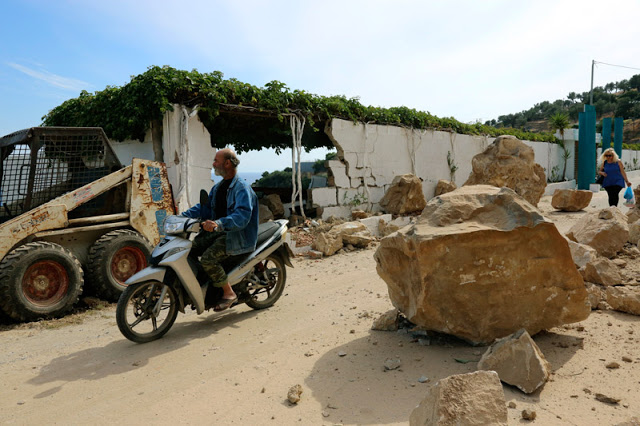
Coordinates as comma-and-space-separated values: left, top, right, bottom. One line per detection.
313, 118, 577, 218
106, 109, 594, 220
110, 105, 214, 212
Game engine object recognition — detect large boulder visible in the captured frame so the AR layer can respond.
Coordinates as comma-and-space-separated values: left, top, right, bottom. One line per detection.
463, 135, 546, 206
312, 232, 342, 256
379, 216, 413, 237
477, 329, 550, 394
626, 186, 640, 223
585, 282, 605, 309
374, 185, 590, 344
551, 189, 593, 212
606, 286, 640, 315
567, 240, 597, 270
332, 221, 374, 247
342, 232, 375, 248
311, 221, 375, 255
379, 174, 426, 215
258, 204, 274, 224
261, 194, 284, 218
358, 214, 392, 237
371, 309, 400, 331
566, 208, 629, 258
582, 258, 622, 286
629, 220, 640, 245
434, 179, 457, 197
409, 371, 508, 426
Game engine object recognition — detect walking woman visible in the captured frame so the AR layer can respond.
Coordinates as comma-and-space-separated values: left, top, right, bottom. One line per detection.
598, 147, 631, 207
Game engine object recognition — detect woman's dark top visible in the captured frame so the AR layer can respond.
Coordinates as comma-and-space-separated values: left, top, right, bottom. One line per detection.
603, 161, 625, 188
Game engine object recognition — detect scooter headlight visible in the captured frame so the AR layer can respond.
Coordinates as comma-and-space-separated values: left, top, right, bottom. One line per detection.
163, 216, 191, 234
165, 247, 188, 257
164, 220, 184, 234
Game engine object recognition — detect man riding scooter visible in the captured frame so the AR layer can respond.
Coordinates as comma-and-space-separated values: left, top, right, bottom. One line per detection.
181, 148, 259, 312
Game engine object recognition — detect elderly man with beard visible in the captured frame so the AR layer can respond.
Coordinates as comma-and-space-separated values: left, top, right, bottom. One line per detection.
181, 148, 259, 311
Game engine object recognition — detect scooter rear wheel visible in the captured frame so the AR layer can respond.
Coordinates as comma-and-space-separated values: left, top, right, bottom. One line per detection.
116, 280, 178, 343
246, 254, 286, 310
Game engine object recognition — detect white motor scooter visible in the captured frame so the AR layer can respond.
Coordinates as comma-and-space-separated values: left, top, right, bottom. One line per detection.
116, 191, 293, 343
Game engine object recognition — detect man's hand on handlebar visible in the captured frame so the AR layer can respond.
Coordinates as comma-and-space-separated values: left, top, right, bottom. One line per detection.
202, 220, 218, 232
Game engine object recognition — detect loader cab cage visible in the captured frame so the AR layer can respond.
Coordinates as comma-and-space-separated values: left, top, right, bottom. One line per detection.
0, 127, 123, 223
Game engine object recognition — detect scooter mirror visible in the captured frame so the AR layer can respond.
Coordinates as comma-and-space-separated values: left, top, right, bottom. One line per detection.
200, 189, 209, 207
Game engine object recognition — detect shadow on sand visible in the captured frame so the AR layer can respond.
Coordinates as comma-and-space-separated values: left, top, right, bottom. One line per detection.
304, 327, 583, 425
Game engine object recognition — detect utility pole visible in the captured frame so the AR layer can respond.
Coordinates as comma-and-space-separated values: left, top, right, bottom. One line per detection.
590, 59, 595, 105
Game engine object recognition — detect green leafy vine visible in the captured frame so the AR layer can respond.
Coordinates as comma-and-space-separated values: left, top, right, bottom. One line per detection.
42, 66, 558, 152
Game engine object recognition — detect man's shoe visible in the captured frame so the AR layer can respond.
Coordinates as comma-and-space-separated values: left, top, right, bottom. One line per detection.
214, 296, 238, 312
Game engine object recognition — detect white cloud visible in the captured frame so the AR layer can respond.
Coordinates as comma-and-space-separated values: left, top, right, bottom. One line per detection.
4, 0, 640, 138
7, 63, 90, 91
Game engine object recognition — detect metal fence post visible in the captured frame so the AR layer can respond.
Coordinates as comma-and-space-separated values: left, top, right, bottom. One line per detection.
577, 105, 596, 190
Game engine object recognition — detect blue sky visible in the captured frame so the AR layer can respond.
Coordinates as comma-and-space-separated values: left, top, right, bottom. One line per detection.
2, 0, 640, 172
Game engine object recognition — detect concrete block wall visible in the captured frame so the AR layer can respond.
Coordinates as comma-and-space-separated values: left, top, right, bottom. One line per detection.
105, 107, 640, 220
311, 118, 581, 217
311, 187, 337, 207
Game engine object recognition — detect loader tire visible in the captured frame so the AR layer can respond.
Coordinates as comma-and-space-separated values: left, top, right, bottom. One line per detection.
87, 230, 152, 302
0, 242, 84, 322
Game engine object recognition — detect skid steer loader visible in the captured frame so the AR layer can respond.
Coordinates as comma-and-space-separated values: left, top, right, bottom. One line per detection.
0, 127, 175, 322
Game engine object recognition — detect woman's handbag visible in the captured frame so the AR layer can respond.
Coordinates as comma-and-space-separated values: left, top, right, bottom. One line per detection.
596, 174, 604, 185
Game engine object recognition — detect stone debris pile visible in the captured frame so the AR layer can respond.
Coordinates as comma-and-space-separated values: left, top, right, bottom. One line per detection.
563, 205, 640, 316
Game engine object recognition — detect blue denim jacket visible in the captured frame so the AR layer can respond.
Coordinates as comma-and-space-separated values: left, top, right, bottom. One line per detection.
181, 175, 259, 255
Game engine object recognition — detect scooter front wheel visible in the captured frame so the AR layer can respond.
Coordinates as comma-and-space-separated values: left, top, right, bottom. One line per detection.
116, 280, 178, 343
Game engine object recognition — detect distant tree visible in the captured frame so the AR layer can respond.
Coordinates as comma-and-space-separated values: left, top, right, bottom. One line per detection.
312, 151, 337, 174
549, 112, 569, 139
616, 92, 640, 118
549, 112, 570, 180
253, 169, 310, 189
486, 73, 640, 131
568, 103, 583, 120
514, 115, 528, 129
618, 79, 631, 92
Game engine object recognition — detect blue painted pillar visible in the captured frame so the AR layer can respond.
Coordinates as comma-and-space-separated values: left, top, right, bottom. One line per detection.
614, 117, 624, 157
577, 105, 596, 189
601, 117, 612, 149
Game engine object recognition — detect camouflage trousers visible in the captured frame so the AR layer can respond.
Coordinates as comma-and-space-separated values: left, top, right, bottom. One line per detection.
191, 231, 229, 287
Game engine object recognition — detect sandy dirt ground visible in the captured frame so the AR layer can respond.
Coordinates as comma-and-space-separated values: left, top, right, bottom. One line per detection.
1, 186, 640, 425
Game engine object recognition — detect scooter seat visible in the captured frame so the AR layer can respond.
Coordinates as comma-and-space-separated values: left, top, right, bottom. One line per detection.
256, 221, 281, 246
221, 221, 282, 271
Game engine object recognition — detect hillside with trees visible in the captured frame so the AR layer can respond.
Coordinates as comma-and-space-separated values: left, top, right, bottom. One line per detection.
485, 73, 640, 144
